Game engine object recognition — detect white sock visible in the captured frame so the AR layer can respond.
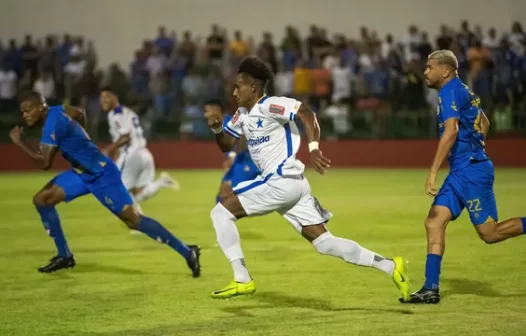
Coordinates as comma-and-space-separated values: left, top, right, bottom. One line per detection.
312, 232, 395, 276
134, 179, 166, 202
210, 203, 251, 283
132, 196, 144, 215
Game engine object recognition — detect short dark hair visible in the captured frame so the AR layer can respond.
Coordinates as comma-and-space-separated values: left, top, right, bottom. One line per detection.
204, 99, 225, 112
19, 91, 45, 106
237, 56, 273, 83
100, 86, 117, 95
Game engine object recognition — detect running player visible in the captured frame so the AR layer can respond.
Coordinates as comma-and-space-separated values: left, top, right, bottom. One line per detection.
204, 56, 409, 300
9, 92, 200, 277
100, 87, 179, 217
402, 50, 526, 304
204, 99, 259, 203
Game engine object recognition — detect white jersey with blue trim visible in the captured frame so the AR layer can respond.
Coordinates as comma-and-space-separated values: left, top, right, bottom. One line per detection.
107, 105, 146, 155
224, 96, 305, 177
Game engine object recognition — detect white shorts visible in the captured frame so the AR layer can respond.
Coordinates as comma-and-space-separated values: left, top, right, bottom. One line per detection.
116, 148, 155, 190
233, 174, 333, 232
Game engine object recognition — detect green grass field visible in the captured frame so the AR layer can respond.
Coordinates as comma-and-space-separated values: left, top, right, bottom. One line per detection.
1, 169, 525, 336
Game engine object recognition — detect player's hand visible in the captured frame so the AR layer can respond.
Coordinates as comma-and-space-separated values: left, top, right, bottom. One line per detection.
425, 171, 438, 197
204, 109, 224, 132
310, 149, 331, 175
9, 126, 24, 145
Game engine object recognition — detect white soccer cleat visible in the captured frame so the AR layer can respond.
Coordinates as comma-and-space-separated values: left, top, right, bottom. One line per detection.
130, 230, 142, 235
160, 172, 180, 191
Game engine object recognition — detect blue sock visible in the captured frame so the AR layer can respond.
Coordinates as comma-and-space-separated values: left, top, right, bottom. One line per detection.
424, 254, 443, 290
137, 216, 191, 259
216, 195, 222, 204
521, 217, 526, 234
36, 206, 72, 258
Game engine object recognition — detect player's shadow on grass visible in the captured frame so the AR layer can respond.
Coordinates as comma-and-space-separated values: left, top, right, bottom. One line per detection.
444, 278, 526, 297
73, 262, 146, 275
218, 291, 413, 317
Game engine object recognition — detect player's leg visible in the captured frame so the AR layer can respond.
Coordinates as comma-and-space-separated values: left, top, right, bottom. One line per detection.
279, 176, 409, 300
133, 150, 179, 205
216, 164, 234, 203
404, 177, 461, 304
33, 170, 90, 273
88, 163, 200, 277
464, 161, 526, 243
209, 175, 279, 299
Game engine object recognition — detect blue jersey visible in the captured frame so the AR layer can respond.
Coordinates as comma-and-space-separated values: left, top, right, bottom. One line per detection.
437, 77, 489, 171
41, 105, 110, 179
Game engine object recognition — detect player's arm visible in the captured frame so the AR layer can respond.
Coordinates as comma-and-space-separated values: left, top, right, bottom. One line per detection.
9, 126, 58, 170
205, 110, 238, 152
295, 104, 331, 174
480, 110, 490, 138
64, 105, 87, 129
102, 116, 132, 155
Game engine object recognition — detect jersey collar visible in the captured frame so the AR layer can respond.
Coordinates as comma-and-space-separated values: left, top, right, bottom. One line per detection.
113, 105, 123, 114
439, 76, 461, 94
257, 96, 269, 104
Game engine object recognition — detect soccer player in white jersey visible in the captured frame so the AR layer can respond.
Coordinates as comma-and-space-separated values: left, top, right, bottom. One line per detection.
100, 88, 179, 221
204, 56, 410, 300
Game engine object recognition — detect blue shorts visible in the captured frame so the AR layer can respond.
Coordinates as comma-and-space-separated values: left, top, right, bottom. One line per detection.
52, 161, 133, 215
222, 152, 260, 188
433, 160, 498, 225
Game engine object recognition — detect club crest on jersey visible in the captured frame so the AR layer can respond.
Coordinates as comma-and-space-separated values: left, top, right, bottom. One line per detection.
269, 104, 285, 115
247, 135, 270, 147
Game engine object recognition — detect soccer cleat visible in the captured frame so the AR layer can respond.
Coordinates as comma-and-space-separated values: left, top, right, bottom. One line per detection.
400, 286, 440, 304
210, 279, 256, 299
391, 256, 410, 302
129, 230, 142, 235
38, 255, 76, 273
186, 245, 201, 278
160, 172, 180, 191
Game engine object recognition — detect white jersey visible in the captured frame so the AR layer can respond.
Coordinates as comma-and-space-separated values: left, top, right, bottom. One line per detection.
107, 105, 146, 155
225, 96, 305, 177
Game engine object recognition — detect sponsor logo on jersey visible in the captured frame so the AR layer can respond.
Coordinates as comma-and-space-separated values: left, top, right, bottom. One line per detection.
269, 104, 285, 115
247, 135, 270, 147
231, 111, 240, 124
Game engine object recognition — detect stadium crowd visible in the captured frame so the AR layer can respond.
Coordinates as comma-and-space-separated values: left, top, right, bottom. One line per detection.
0, 21, 525, 140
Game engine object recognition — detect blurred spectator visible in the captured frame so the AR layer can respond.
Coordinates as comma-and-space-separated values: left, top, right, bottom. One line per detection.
21, 35, 39, 79
180, 98, 207, 140
104, 64, 129, 104
401, 61, 425, 111
401, 25, 422, 62
230, 31, 250, 64
0, 40, 5, 64
0, 61, 17, 113
154, 26, 174, 57
493, 39, 519, 110
179, 31, 196, 68
39, 36, 58, 77
204, 65, 224, 102
258, 32, 277, 73
466, 40, 491, 86
33, 69, 56, 100
381, 34, 395, 59
146, 46, 168, 76
436, 25, 453, 50
509, 22, 525, 56
18, 69, 33, 94
483, 28, 500, 52
322, 99, 351, 137
79, 64, 102, 137
280, 26, 302, 65
331, 56, 353, 104
207, 25, 225, 67
293, 59, 310, 100
181, 66, 204, 104
57, 34, 73, 68
85, 40, 98, 66
310, 57, 331, 112
418, 32, 433, 61
274, 63, 294, 97
150, 70, 172, 118
459, 20, 476, 51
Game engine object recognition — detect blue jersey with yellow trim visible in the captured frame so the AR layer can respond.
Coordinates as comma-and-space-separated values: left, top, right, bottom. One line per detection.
41, 105, 110, 177
437, 77, 489, 171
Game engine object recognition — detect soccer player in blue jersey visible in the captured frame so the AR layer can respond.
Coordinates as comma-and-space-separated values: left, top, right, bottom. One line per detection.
204, 100, 260, 203
402, 50, 526, 304
9, 92, 201, 276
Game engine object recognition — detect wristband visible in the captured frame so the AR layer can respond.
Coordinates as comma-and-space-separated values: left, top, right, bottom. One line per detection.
211, 125, 223, 134
308, 141, 319, 152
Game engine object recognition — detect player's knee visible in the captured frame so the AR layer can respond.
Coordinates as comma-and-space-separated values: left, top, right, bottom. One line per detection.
33, 191, 54, 208
119, 206, 141, 229
312, 232, 334, 255
210, 203, 235, 225
477, 223, 499, 244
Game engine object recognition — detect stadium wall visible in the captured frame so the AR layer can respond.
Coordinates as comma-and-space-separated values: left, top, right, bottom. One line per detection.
1, 0, 524, 69
1, 139, 525, 171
